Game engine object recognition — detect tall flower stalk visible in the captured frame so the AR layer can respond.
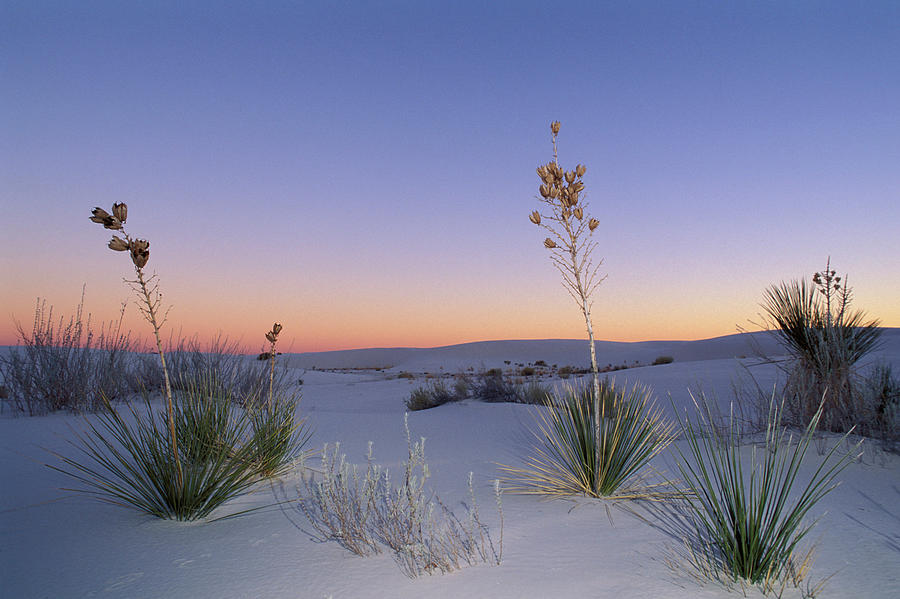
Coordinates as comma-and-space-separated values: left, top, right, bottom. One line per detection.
529, 121, 606, 486
89, 204, 183, 490
264, 322, 282, 410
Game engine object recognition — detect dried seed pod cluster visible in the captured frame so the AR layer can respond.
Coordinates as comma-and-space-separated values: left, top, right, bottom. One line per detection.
526, 120, 607, 428
89, 203, 151, 269
265, 322, 283, 344
529, 121, 598, 241
535, 161, 587, 210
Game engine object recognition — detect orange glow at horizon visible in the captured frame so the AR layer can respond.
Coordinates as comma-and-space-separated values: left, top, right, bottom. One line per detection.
2, 280, 897, 353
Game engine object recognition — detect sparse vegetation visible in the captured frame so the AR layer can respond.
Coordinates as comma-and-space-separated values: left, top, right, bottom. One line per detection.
52, 387, 258, 521
653, 355, 674, 365
405, 369, 555, 410
475, 370, 520, 403
52, 322, 309, 520
759, 259, 891, 446
502, 380, 675, 498
163, 333, 292, 408
406, 379, 459, 411
0, 292, 145, 415
297, 415, 503, 577
247, 323, 310, 478
672, 392, 859, 595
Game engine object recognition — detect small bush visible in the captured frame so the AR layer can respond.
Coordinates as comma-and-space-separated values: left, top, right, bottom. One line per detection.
520, 366, 536, 376
653, 355, 674, 365
452, 374, 472, 399
0, 295, 142, 415
866, 363, 900, 448
406, 379, 457, 411
397, 371, 415, 380
517, 380, 553, 405
475, 371, 519, 403
297, 415, 503, 577
502, 380, 675, 498
673, 393, 858, 594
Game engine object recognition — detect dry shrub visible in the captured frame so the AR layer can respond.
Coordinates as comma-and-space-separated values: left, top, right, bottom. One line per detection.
0, 292, 141, 415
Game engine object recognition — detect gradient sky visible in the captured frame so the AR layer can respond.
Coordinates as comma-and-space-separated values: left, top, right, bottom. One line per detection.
2, 1, 899, 353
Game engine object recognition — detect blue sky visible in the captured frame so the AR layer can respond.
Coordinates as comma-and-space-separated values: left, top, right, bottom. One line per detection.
2, 1, 898, 351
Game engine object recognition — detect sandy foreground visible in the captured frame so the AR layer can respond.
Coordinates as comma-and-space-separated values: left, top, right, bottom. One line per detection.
1, 332, 898, 598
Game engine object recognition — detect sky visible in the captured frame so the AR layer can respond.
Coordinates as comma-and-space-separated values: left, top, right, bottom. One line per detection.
2, 1, 899, 353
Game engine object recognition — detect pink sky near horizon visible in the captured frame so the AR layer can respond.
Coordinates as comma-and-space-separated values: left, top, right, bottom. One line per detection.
2, 2, 899, 353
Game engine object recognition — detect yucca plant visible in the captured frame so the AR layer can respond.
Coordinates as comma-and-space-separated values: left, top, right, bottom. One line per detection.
762, 258, 882, 431
50, 355, 307, 521
502, 380, 676, 499
527, 120, 606, 473
173, 371, 244, 467
50, 392, 263, 521
674, 392, 858, 593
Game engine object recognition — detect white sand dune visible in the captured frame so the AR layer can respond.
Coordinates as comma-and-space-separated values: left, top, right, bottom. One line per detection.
1, 331, 898, 598
284, 330, 900, 373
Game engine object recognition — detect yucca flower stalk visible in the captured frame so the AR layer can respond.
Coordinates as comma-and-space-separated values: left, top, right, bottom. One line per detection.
264, 322, 282, 410
529, 121, 606, 482
247, 322, 309, 478
89, 203, 183, 489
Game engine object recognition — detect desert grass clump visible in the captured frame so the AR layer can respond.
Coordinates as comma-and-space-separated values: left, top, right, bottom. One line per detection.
297, 414, 503, 577
406, 379, 459, 411
0, 293, 140, 415
672, 392, 859, 595
761, 259, 883, 434
502, 380, 676, 499
529, 120, 608, 478
517, 379, 553, 405
163, 332, 292, 406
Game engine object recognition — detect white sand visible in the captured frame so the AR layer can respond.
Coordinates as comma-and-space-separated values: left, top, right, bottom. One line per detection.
1, 331, 898, 598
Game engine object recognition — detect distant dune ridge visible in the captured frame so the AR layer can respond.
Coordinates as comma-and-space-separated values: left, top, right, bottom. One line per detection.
283, 329, 900, 373
2, 330, 897, 375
